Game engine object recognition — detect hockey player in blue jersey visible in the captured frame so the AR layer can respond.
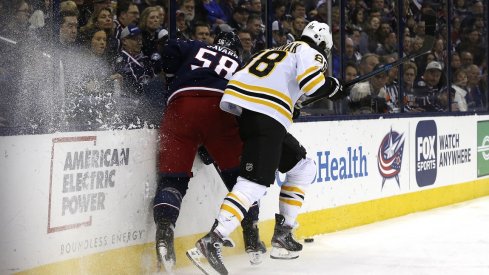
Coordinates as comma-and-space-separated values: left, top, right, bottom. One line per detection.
153, 31, 266, 273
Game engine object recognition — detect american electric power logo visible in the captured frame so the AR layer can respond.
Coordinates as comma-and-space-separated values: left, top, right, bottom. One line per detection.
415, 120, 437, 187
477, 121, 489, 177
48, 136, 130, 233
377, 129, 405, 189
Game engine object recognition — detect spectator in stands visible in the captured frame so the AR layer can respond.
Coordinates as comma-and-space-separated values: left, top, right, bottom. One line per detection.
202, 0, 228, 26
450, 52, 462, 75
249, 0, 262, 14
176, 10, 191, 39
413, 19, 426, 37
114, 0, 140, 52
79, 7, 116, 60
289, 1, 306, 20
358, 53, 380, 75
460, 50, 474, 69
237, 0, 251, 10
237, 29, 253, 63
349, 63, 389, 114
359, 15, 381, 54
191, 21, 212, 44
155, 5, 167, 29
4, 1, 32, 42
69, 27, 122, 127
271, 21, 287, 47
384, 55, 400, 112
59, 10, 79, 48
412, 61, 444, 112
139, 7, 161, 57
180, 0, 197, 23
333, 62, 359, 115
432, 38, 445, 62
344, 36, 362, 65
228, 5, 249, 31
80, 7, 114, 34
454, 0, 470, 20
271, 0, 287, 22
402, 35, 413, 56
457, 28, 485, 66
376, 30, 398, 56
289, 16, 307, 41
77, 0, 111, 29
246, 14, 265, 52
466, 64, 486, 111
402, 61, 420, 111
115, 24, 155, 95
60, 1, 79, 17
345, 62, 359, 82
219, 0, 234, 21
349, 7, 366, 32
451, 68, 469, 111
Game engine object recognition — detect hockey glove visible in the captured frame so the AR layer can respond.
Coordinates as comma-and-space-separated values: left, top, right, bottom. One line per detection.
292, 106, 301, 119
325, 76, 346, 101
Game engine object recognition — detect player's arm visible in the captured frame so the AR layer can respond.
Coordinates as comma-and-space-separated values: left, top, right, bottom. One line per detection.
296, 50, 346, 101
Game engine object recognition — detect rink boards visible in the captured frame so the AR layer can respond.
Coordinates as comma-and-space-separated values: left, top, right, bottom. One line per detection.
1, 115, 489, 274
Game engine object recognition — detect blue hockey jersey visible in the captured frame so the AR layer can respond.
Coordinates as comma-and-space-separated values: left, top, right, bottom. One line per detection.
161, 39, 242, 103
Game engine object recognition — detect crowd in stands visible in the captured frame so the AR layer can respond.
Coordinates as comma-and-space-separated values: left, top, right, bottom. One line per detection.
0, 0, 488, 132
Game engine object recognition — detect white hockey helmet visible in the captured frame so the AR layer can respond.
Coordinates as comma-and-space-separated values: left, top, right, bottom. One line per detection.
301, 21, 333, 56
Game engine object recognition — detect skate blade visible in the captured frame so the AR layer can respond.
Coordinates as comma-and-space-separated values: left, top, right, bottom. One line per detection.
270, 247, 299, 260
186, 247, 222, 275
247, 250, 265, 265
157, 246, 175, 274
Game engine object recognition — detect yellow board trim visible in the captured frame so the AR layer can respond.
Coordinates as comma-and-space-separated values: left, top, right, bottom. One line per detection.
18, 179, 489, 274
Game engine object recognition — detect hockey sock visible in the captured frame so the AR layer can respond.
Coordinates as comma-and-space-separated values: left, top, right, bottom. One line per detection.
279, 185, 305, 227
153, 176, 189, 226
216, 177, 266, 237
279, 158, 316, 227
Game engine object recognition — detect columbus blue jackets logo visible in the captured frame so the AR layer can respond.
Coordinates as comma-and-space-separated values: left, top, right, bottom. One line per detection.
377, 129, 405, 189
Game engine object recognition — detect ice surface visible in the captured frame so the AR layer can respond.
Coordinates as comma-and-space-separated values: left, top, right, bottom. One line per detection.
175, 197, 489, 275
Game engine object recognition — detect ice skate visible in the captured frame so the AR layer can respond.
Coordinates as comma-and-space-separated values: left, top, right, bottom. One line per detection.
187, 229, 235, 275
270, 214, 303, 260
155, 220, 175, 273
242, 221, 266, 265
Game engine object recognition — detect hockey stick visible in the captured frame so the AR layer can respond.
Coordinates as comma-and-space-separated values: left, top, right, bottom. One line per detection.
296, 11, 437, 109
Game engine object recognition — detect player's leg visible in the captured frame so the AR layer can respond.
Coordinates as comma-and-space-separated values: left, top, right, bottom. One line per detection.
188, 110, 286, 274
271, 133, 317, 259
154, 99, 201, 272
204, 110, 266, 264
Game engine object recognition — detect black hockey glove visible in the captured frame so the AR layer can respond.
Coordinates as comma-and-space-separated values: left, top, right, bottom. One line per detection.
197, 146, 214, 165
325, 76, 348, 100
292, 106, 301, 119
325, 76, 346, 101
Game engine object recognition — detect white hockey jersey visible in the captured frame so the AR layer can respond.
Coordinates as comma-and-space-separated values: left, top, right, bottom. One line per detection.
220, 41, 328, 129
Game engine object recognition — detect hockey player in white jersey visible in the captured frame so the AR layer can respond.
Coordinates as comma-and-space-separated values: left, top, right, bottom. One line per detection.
186, 21, 347, 275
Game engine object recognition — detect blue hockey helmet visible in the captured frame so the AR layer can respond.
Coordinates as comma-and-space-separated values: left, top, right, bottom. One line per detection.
213, 31, 243, 55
